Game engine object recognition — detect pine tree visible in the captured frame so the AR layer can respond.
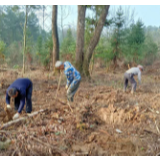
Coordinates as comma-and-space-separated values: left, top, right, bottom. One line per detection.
127, 20, 145, 63
110, 6, 125, 68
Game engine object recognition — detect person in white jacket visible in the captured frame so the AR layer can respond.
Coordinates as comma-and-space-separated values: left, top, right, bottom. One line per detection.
124, 65, 143, 94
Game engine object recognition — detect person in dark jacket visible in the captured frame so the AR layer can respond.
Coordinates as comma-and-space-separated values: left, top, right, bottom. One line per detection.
6, 78, 33, 119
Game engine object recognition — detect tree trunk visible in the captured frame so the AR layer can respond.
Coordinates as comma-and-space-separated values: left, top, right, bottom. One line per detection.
75, 5, 86, 74
52, 5, 59, 70
83, 5, 110, 77
22, 5, 28, 75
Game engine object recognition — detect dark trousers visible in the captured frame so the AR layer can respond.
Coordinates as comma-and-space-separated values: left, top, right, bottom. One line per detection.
124, 72, 137, 91
14, 82, 33, 113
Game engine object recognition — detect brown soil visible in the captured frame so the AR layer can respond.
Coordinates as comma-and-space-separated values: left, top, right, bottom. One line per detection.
0, 63, 160, 156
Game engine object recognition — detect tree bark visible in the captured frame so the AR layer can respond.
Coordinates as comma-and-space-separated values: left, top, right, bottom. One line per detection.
75, 5, 86, 74
83, 5, 110, 77
22, 5, 28, 75
52, 5, 59, 70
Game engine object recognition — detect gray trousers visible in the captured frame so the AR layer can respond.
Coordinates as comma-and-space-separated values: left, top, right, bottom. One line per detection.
124, 72, 137, 92
67, 80, 81, 102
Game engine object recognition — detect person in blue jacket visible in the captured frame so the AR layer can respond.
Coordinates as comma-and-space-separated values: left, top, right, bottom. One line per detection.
6, 78, 33, 119
55, 61, 81, 102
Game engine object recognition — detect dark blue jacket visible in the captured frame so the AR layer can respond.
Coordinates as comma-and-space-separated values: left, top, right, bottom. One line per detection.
6, 78, 32, 113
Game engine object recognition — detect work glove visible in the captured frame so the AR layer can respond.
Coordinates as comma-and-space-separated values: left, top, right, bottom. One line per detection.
13, 113, 20, 120
6, 104, 11, 109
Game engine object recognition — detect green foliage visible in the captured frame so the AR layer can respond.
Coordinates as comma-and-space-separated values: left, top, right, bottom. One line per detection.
36, 34, 53, 69
84, 5, 111, 51
37, 35, 43, 55
60, 28, 76, 57
0, 6, 40, 46
144, 26, 160, 57
26, 28, 35, 53
0, 40, 6, 54
93, 7, 156, 67
84, 20, 94, 50
126, 20, 145, 63
144, 35, 158, 56
109, 6, 125, 64
13, 64, 20, 69
5, 41, 23, 66
128, 20, 145, 45
113, 6, 125, 28
0, 5, 48, 68
1, 5, 160, 70
95, 37, 114, 63
0, 40, 6, 64
27, 11, 40, 41
143, 34, 158, 65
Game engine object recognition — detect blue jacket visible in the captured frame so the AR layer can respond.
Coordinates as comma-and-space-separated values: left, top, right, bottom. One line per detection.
64, 61, 81, 89
6, 78, 32, 113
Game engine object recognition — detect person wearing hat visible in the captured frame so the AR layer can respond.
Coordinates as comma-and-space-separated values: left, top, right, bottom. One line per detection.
55, 61, 81, 102
6, 78, 33, 119
124, 65, 143, 94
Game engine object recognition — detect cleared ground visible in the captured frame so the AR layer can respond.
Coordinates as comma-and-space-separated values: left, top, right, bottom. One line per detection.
0, 62, 160, 156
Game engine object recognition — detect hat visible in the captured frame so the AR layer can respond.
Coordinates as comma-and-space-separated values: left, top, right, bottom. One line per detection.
137, 65, 143, 71
55, 61, 63, 68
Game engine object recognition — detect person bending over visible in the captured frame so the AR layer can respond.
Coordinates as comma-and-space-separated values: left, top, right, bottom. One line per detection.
124, 65, 143, 94
55, 61, 81, 102
6, 78, 33, 119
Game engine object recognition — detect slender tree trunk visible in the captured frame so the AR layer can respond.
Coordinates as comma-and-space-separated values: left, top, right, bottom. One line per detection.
52, 5, 59, 70
75, 5, 86, 74
22, 5, 28, 75
83, 5, 110, 77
